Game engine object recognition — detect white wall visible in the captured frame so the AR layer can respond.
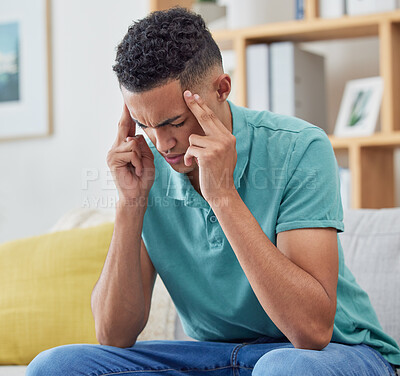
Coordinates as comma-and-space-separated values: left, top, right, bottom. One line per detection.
1, 1, 399, 243
0, 0, 148, 243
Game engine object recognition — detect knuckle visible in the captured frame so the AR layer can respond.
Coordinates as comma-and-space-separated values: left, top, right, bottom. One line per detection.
188, 134, 196, 144
208, 111, 216, 120
200, 113, 210, 122
128, 139, 137, 149
106, 153, 114, 166
215, 145, 223, 154
188, 98, 197, 106
130, 156, 137, 167
225, 136, 235, 149
130, 151, 137, 162
129, 141, 141, 155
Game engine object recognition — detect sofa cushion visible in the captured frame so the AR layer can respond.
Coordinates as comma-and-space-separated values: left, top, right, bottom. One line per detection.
339, 208, 400, 347
48, 208, 177, 342
49, 208, 115, 233
0, 223, 114, 365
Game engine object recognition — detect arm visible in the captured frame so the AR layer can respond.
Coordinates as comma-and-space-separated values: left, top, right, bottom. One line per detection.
211, 192, 338, 350
183, 92, 338, 350
91, 104, 156, 347
91, 208, 156, 348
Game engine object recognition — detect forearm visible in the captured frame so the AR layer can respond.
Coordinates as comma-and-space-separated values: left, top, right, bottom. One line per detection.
211, 191, 336, 349
91, 199, 148, 347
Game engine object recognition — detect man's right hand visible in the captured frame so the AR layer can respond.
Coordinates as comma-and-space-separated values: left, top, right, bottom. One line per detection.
107, 104, 155, 203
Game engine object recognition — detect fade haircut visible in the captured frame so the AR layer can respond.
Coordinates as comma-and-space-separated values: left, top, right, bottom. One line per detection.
113, 7, 223, 93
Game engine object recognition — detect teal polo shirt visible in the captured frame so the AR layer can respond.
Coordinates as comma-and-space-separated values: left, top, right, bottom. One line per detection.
142, 101, 400, 366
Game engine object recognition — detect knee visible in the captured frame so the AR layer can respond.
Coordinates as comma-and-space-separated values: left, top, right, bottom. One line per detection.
252, 348, 326, 376
26, 344, 90, 376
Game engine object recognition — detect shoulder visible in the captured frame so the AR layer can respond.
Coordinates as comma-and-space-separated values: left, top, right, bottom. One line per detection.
231, 103, 333, 167
247, 107, 327, 141
231, 102, 328, 144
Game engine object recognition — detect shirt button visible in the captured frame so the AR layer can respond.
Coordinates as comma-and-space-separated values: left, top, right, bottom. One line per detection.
209, 215, 217, 223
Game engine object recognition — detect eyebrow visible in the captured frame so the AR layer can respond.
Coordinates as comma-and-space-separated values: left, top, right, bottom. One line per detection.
132, 115, 183, 128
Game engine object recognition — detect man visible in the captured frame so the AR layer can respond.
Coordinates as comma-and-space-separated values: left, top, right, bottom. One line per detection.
27, 7, 399, 375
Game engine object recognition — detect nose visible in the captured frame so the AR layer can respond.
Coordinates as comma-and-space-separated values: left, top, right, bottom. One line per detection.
153, 127, 177, 153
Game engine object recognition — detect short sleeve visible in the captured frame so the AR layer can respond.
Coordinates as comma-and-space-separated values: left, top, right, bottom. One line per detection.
276, 128, 344, 234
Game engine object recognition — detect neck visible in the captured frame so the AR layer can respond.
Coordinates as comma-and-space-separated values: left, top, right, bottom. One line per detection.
222, 100, 233, 133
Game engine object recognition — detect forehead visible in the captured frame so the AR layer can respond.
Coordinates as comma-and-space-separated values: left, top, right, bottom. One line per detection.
121, 81, 188, 123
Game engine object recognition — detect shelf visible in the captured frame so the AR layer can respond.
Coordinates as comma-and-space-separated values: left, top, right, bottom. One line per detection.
329, 132, 400, 149
149, 3, 399, 208
213, 10, 400, 134
149, 0, 193, 12
213, 10, 400, 44
212, 8, 400, 208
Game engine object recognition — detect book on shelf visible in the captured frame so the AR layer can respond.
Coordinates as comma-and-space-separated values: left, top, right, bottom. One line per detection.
339, 167, 351, 210
246, 42, 327, 132
319, 0, 345, 19
269, 42, 327, 131
246, 44, 270, 111
346, 0, 397, 16
227, 0, 296, 29
295, 0, 304, 19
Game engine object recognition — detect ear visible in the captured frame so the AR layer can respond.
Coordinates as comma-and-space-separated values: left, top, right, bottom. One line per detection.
215, 74, 231, 102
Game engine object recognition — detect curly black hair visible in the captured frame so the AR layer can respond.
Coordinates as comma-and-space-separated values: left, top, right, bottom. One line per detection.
113, 7, 222, 93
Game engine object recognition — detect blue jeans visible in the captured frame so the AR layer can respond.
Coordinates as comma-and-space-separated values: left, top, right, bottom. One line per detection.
26, 339, 396, 376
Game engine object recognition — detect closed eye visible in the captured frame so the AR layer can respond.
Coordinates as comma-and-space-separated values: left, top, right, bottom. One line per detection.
135, 121, 184, 129
171, 122, 185, 128
136, 122, 147, 129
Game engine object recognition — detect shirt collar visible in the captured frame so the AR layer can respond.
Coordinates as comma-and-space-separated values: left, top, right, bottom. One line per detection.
229, 100, 250, 190
165, 100, 251, 207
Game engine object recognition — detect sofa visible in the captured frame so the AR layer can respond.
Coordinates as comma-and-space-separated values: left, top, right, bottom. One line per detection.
0, 207, 399, 375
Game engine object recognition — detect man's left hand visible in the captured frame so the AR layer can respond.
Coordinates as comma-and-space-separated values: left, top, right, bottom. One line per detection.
183, 90, 237, 202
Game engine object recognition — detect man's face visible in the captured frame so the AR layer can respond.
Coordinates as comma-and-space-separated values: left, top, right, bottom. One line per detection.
121, 80, 212, 174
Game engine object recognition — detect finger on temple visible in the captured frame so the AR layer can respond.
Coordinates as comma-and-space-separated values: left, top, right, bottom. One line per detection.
183, 91, 214, 135
117, 104, 136, 144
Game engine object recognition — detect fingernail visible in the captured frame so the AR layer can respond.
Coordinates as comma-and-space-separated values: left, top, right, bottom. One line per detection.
193, 94, 200, 101
184, 90, 192, 97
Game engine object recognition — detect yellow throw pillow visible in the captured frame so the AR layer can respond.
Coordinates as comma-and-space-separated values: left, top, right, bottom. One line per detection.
0, 222, 114, 365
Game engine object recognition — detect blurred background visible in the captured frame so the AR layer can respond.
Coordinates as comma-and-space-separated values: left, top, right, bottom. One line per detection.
0, 0, 399, 243
0, 0, 148, 243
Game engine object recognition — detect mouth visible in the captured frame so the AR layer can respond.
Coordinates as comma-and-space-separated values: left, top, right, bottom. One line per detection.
163, 153, 185, 165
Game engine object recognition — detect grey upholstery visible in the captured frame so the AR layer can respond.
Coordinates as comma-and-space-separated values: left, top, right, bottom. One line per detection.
1, 208, 399, 375
340, 208, 400, 348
